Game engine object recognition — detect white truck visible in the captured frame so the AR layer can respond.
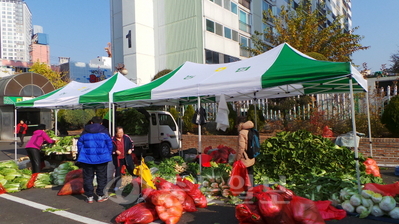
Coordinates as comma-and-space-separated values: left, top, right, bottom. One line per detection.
129, 110, 181, 159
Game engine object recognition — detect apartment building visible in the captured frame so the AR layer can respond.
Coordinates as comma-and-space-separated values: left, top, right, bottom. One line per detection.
110, 0, 351, 85
0, 0, 31, 62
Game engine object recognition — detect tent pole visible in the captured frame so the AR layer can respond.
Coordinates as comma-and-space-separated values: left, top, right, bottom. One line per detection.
108, 101, 112, 136
365, 91, 373, 157
198, 96, 202, 177
254, 92, 257, 130
349, 77, 361, 194
14, 107, 18, 161
112, 103, 116, 136
179, 104, 184, 157
55, 109, 58, 136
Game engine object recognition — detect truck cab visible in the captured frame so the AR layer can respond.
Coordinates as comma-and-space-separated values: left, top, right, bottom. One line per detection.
129, 110, 180, 159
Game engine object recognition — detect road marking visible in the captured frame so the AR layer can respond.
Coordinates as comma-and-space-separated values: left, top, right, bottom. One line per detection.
0, 194, 108, 224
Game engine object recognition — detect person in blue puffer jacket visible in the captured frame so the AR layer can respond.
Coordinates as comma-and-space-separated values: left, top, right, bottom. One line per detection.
77, 116, 113, 203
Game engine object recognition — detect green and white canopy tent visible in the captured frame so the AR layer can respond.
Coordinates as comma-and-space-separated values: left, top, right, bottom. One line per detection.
15, 72, 137, 109
113, 43, 368, 191
13, 72, 137, 160
113, 43, 367, 106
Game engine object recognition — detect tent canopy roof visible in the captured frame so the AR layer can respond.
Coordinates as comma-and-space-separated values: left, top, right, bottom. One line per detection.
15, 72, 137, 109
113, 43, 367, 107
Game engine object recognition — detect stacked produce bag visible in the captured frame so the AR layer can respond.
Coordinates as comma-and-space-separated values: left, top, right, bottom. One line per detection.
50, 162, 79, 185
115, 176, 207, 224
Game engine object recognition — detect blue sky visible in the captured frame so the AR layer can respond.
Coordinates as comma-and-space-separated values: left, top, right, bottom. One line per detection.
24, 1, 398, 72
24, 0, 110, 65
351, 0, 399, 72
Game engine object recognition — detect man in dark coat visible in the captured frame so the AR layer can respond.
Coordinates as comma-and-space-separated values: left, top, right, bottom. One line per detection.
77, 116, 113, 203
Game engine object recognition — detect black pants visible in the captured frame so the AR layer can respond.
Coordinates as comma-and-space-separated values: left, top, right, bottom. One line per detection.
81, 162, 108, 197
26, 148, 41, 173
18, 133, 25, 145
114, 159, 134, 178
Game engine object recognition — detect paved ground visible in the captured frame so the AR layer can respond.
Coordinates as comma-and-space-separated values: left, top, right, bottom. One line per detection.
0, 140, 398, 223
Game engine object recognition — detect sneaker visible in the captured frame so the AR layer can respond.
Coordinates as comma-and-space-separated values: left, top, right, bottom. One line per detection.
97, 195, 108, 202
86, 196, 94, 203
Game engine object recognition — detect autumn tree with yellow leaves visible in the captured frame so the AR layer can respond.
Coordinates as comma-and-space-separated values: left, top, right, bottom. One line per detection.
250, 1, 369, 62
29, 61, 68, 89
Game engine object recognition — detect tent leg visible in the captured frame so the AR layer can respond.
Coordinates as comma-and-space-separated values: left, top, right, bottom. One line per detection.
198, 96, 202, 178
178, 105, 183, 157
253, 92, 258, 130
366, 91, 373, 157
349, 77, 361, 194
14, 107, 18, 161
55, 109, 59, 136
112, 103, 116, 136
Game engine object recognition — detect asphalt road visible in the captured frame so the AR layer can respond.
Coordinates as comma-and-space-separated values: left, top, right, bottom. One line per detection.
0, 140, 398, 224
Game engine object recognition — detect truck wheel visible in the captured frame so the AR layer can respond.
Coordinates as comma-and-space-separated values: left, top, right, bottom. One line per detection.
159, 142, 171, 159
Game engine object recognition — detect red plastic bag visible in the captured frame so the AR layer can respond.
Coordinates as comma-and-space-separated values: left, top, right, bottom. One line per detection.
151, 191, 183, 224
176, 176, 207, 208
322, 126, 333, 137
364, 182, 399, 197
64, 169, 83, 184
115, 202, 158, 224
154, 177, 186, 204
229, 160, 251, 196
235, 203, 265, 224
0, 183, 6, 194
289, 196, 325, 224
182, 194, 197, 212
27, 173, 39, 189
314, 200, 346, 221
256, 191, 285, 218
244, 185, 272, 202
57, 178, 84, 196
363, 158, 381, 177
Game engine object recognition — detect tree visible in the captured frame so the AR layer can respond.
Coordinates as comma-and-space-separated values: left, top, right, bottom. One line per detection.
29, 61, 68, 89
389, 49, 399, 73
250, 1, 369, 62
152, 69, 172, 81
381, 95, 399, 137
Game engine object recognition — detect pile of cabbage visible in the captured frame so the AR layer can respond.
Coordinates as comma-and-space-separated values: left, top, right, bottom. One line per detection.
50, 162, 79, 185
334, 187, 399, 219
0, 160, 32, 192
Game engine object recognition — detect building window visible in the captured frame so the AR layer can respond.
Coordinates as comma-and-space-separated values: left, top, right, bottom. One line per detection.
205, 49, 220, 64
239, 10, 251, 32
232, 30, 239, 41
240, 35, 250, 57
224, 27, 232, 39
224, 0, 231, 10
206, 19, 215, 33
239, 0, 251, 10
224, 54, 240, 63
214, 0, 222, 6
215, 23, 223, 36
262, 1, 271, 13
231, 2, 238, 14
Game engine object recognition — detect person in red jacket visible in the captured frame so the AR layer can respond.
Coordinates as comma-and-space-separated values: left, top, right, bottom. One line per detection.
16, 119, 28, 147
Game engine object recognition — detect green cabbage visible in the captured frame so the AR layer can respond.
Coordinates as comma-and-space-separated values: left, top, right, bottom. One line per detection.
3, 183, 20, 193
379, 196, 396, 212
389, 207, 399, 219
361, 190, 374, 199
34, 173, 51, 188
58, 162, 75, 170
350, 194, 362, 207
12, 177, 29, 190
57, 169, 69, 175
0, 168, 19, 176
371, 192, 383, 203
19, 168, 32, 176
341, 200, 355, 213
370, 205, 384, 217
0, 160, 18, 169
361, 197, 373, 208
356, 205, 371, 218
340, 187, 356, 201
0, 178, 7, 186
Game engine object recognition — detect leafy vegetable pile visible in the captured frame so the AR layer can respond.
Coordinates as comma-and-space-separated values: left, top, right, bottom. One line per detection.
254, 130, 383, 201
0, 160, 37, 192
42, 131, 79, 155
50, 162, 79, 185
